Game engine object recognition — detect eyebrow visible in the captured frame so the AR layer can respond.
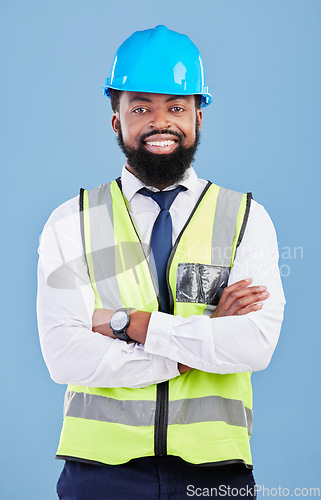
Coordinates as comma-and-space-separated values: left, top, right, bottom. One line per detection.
128, 95, 190, 104
128, 96, 152, 104
166, 95, 190, 102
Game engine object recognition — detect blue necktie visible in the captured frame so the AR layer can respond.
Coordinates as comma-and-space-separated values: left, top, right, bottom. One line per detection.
139, 186, 186, 312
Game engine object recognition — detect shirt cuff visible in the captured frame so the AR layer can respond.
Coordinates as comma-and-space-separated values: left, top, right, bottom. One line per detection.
145, 311, 177, 358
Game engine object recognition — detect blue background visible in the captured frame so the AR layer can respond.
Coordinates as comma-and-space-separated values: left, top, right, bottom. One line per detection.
1, 1, 320, 498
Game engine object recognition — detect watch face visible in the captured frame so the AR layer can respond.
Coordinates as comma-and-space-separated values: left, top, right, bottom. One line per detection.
111, 310, 128, 332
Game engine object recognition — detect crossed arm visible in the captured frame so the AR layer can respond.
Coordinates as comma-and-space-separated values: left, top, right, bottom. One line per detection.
37, 198, 285, 387
92, 278, 269, 373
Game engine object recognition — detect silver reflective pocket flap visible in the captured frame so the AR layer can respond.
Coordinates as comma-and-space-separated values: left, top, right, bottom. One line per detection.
176, 263, 230, 305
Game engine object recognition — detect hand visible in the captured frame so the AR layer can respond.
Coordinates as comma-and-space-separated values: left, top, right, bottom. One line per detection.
211, 278, 269, 318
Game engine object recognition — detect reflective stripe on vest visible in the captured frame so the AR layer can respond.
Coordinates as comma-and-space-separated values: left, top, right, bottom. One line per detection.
64, 390, 253, 435
56, 180, 253, 467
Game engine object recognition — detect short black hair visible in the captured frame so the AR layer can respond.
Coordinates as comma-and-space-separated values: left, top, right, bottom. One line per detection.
109, 88, 202, 113
109, 88, 122, 113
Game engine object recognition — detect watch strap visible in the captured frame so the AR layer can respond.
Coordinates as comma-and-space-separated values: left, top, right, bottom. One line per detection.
113, 330, 133, 342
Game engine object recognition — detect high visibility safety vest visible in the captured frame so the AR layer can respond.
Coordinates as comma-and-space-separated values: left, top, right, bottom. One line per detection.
56, 179, 253, 468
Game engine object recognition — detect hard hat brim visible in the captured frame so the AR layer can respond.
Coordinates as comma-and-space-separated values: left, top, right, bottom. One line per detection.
103, 85, 213, 108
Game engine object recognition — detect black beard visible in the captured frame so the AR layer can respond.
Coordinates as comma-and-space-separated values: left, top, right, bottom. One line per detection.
116, 124, 200, 188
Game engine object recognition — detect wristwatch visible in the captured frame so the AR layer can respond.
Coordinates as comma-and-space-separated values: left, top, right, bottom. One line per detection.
110, 308, 132, 341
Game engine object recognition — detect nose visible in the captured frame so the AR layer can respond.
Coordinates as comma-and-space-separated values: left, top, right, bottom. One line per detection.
148, 107, 172, 129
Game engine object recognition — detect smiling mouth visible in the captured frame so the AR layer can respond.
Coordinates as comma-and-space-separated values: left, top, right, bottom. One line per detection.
145, 139, 176, 148
143, 135, 179, 154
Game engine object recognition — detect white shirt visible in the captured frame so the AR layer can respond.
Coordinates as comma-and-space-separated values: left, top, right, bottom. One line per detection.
37, 166, 285, 388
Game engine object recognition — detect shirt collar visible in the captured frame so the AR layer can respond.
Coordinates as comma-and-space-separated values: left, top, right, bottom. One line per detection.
121, 164, 198, 202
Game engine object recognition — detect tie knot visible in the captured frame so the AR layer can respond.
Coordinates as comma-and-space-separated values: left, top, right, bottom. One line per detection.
139, 186, 186, 210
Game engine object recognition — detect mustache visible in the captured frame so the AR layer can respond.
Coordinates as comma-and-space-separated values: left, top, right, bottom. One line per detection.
139, 129, 185, 143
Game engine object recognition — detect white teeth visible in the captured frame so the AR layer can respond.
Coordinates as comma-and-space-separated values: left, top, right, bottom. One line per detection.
146, 140, 175, 147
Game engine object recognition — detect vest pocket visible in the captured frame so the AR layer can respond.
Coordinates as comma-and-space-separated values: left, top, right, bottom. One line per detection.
176, 263, 230, 305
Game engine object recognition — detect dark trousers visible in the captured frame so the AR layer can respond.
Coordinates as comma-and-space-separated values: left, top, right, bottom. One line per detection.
57, 456, 256, 499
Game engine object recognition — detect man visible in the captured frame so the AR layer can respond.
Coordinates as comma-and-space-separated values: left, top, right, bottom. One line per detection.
37, 25, 285, 499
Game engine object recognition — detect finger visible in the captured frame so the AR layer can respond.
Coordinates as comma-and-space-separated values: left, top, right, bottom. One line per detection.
220, 279, 253, 298
222, 287, 268, 313
228, 291, 269, 315
235, 302, 264, 316
212, 290, 268, 318
218, 279, 253, 307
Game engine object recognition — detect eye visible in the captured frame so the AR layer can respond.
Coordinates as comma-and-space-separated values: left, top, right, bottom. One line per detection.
171, 106, 185, 113
132, 107, 148, 114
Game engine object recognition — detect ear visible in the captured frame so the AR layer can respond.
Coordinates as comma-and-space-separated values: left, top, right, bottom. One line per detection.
196, 109, 203, 131
111, 113, 120, 135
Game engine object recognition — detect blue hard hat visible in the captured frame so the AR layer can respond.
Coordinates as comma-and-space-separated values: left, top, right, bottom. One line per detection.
103, 25, 212, 107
